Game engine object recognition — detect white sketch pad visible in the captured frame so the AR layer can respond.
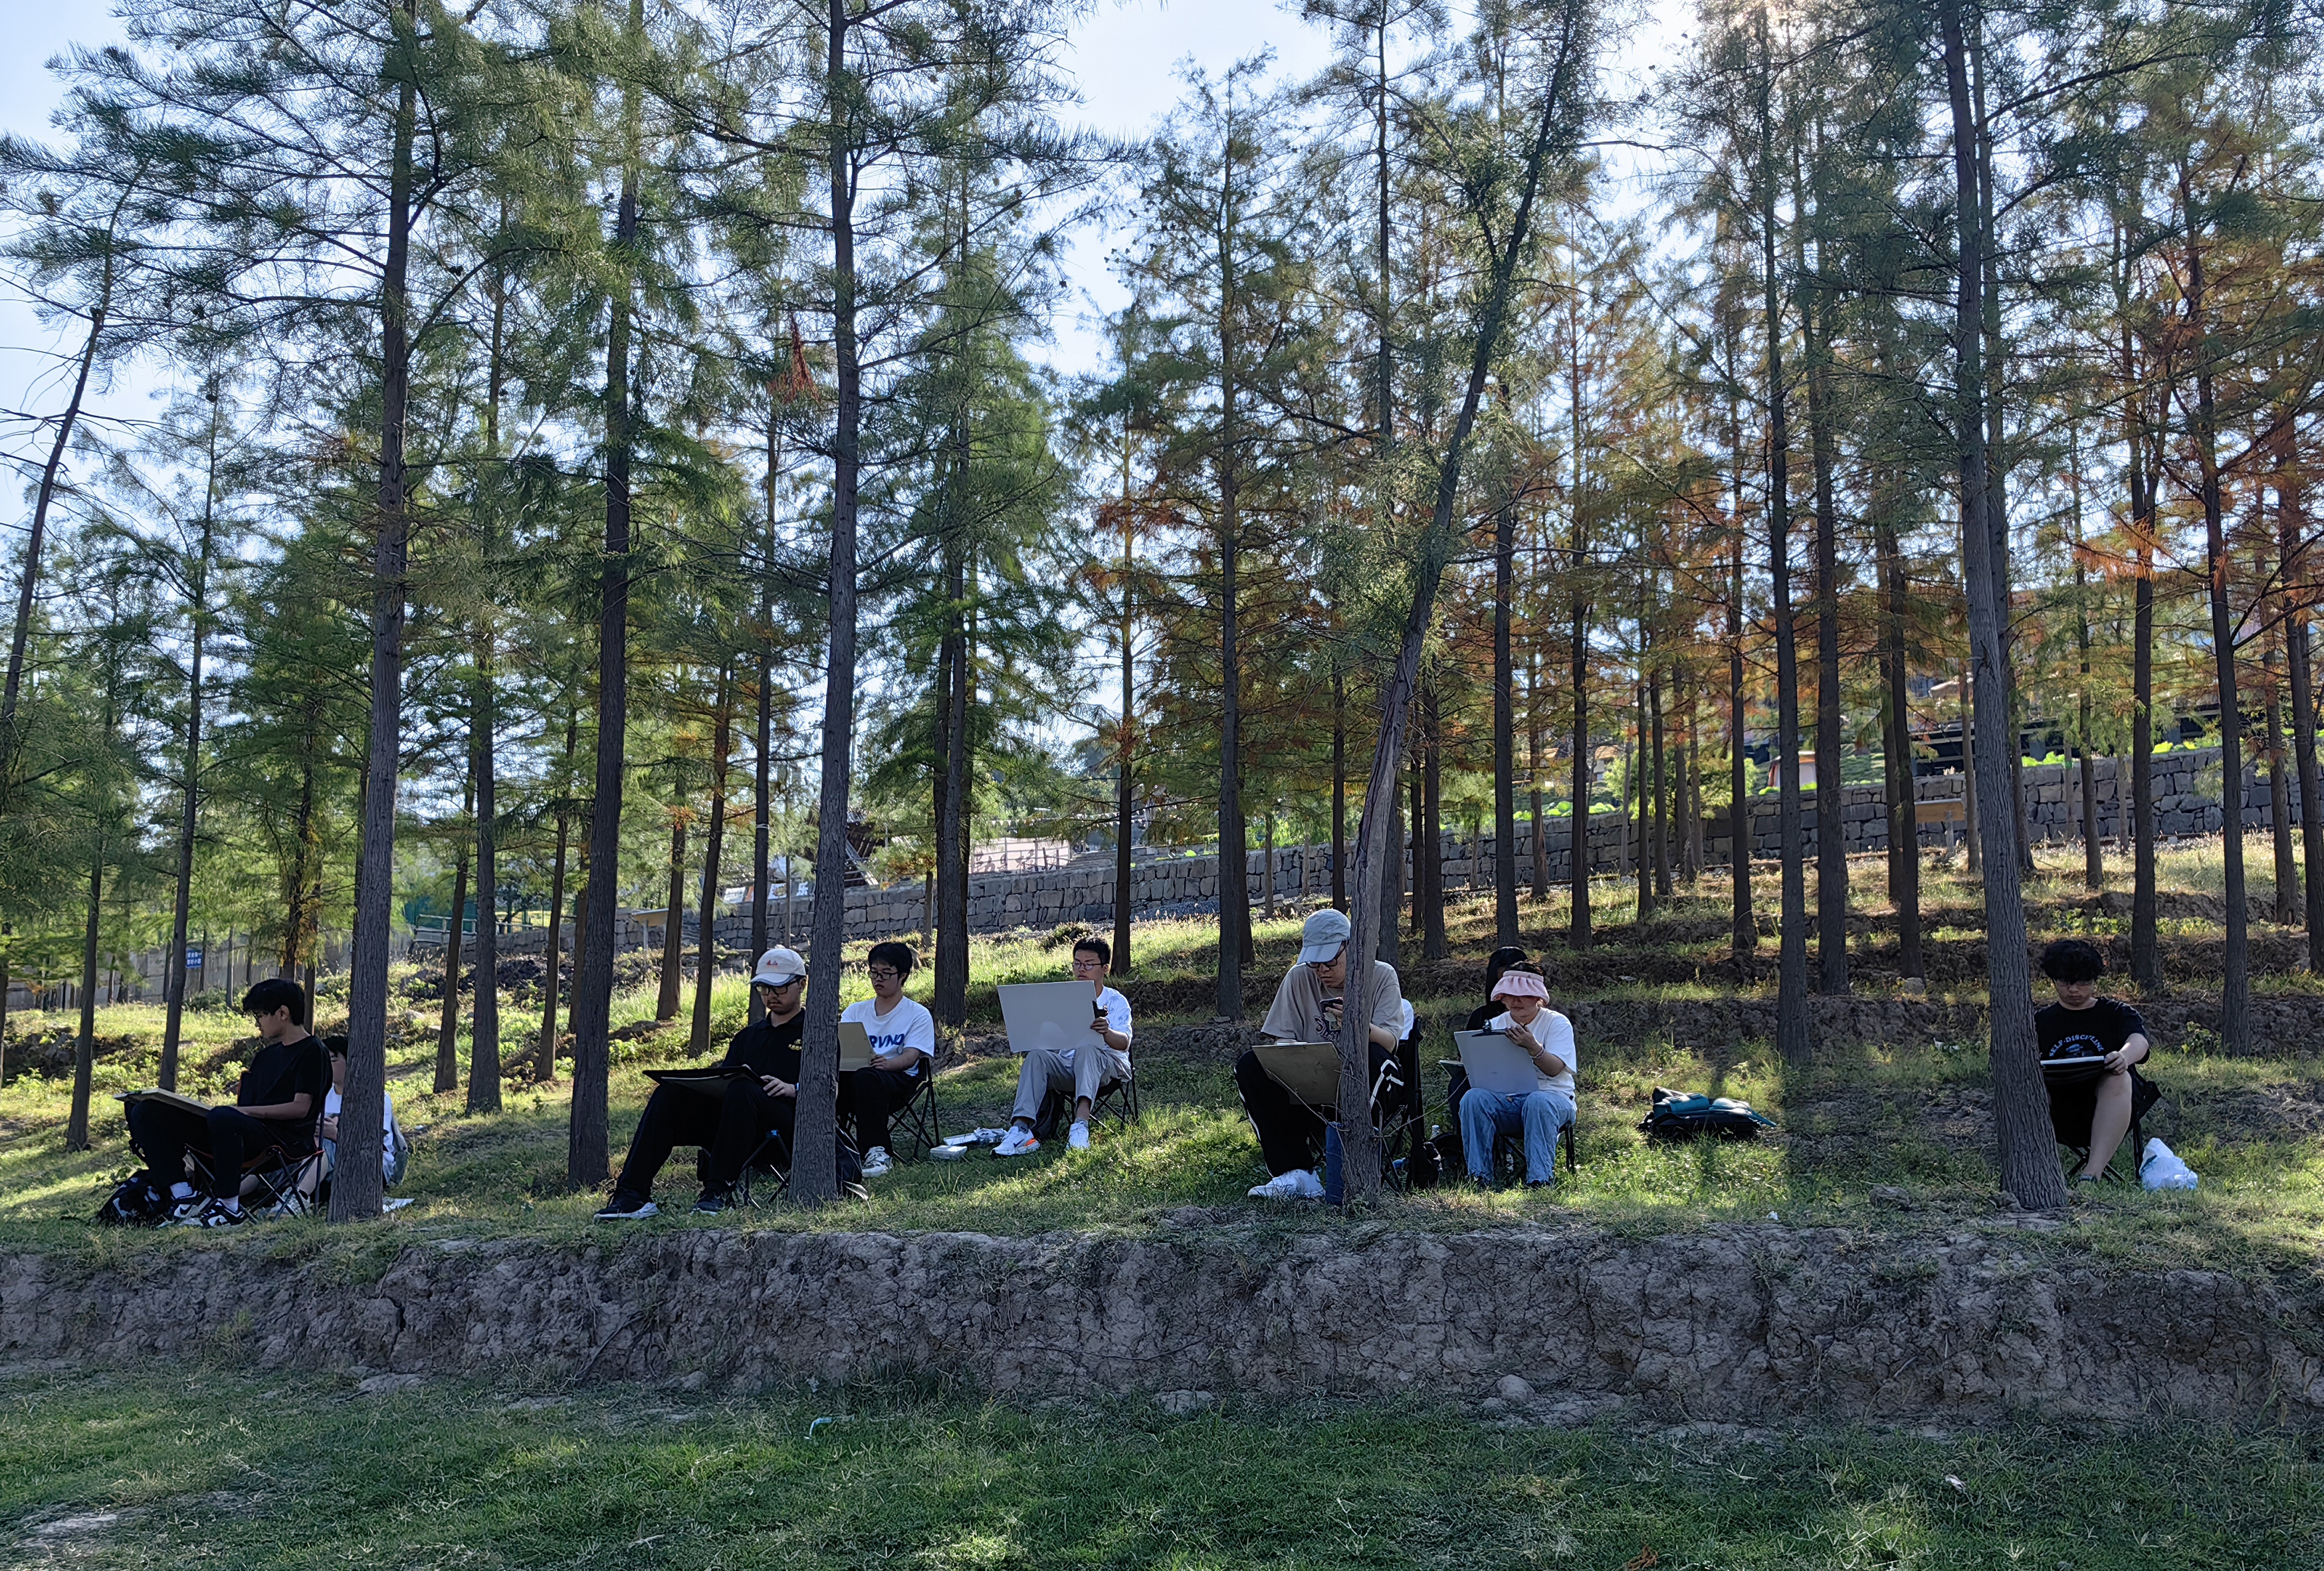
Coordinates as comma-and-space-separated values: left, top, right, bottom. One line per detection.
1453, 1030, 1543, 1097
997, 980, 1106, 1059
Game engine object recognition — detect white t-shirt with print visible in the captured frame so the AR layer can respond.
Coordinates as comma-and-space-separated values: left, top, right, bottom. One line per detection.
1488, 1008, 1577, 1097
841, 994, 938, 1076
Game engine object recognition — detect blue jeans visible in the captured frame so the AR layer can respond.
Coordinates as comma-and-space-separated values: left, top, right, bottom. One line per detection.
1459, 1089, 1574, 1184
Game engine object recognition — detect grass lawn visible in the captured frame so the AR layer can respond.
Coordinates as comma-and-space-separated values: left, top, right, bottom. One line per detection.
8, 1366, 2321, 1569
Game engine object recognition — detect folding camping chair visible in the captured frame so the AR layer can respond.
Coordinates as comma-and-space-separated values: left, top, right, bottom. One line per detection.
1031, 1065, 1140, 1141
2048, 1059, 2161, 1182
883, 1043, 952, 1158
188, 1134, 326, 1219
1491, 1112, 1581, 1185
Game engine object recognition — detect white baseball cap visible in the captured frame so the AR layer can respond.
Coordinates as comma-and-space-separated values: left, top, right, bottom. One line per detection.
752, 946, 806, 987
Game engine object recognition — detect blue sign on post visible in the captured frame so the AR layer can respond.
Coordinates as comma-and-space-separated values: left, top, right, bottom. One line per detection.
185, 950, 204, 971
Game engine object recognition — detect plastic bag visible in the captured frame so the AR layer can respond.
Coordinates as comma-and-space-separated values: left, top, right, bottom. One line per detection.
2140, 1137, 2198, 1191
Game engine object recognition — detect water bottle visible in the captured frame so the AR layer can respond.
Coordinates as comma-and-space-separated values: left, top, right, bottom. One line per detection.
1322, 1122, 1345, 1204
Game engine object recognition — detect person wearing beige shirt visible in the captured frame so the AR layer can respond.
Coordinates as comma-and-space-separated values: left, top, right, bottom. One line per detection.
1235, 908, 1406, 1198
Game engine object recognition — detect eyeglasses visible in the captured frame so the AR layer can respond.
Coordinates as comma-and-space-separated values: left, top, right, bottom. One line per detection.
866, 966, 901, 982
1070, 955, 1105, 969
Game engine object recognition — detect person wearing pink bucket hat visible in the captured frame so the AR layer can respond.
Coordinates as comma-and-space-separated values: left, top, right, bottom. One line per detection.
1457, 961, 1576, 1188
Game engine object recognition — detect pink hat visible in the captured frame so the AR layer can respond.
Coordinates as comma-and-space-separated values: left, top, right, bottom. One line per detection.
1490, 970, 1548, 1001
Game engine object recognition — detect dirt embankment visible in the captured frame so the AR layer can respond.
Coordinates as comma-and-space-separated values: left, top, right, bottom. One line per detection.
7, 1224, 2320, 1428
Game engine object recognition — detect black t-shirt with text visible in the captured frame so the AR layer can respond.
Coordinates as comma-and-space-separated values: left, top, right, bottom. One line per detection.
720, 1012, 805, 1083
2034, 997, 2147, 1061
238, 1033, 330, 1140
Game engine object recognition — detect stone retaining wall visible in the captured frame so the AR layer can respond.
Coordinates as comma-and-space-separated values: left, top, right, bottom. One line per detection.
403, 746, 2277, 950
6, 1223, 2319, 1427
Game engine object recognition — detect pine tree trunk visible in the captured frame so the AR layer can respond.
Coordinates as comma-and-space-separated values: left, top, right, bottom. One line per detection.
469, 636, 502, 1110
1422, 682, 1446, 960
159, 511, 208, 1093
1756, 11, 1810, 1065
691, 671, 733, 1055
1331, 667, 1348, 910
793, 0, 865, 1205
1114, 482, 1135, 972
1808, 284, 1847, 995
1729, 532, 1753, 969
934, 534, 970, 1025
566, 9, 643, 1189
1529, 647, 1550, 900
1570, 597, 1592, 950
658, 813, 687, 1021
1876, 506, 1923, 978
538, 715, 576, 1082
2275, 436, 2323, 966
66, 845, 102, 1150
334, 20, 419, 1223
1941, 0, 2063, 1207
433, 772, 471, 1095
1494, 500, 1519, 942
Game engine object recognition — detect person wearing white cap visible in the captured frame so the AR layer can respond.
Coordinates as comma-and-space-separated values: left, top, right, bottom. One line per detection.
1455, 962, 1576, 1187
1232, 907, 1406, 1198
596, 946, 811, 1219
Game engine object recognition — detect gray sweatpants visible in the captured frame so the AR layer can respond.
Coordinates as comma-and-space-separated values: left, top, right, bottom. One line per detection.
1010, 1043, 1131, 1125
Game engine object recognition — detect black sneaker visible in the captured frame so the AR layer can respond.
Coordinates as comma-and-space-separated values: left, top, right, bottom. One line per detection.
171, 1200, 247, 1229
692, 1190, 729, 1215
593, 1192, 659, 1221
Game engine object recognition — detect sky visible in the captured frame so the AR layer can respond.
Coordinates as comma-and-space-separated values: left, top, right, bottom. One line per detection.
0, 0, 1347, 463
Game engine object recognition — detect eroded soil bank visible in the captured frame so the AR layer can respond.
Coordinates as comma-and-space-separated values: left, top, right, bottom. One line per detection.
6, 1221, 2321, 1428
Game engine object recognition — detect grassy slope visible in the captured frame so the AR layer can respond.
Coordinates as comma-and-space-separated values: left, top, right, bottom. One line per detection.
2, 841, 2321, 1275
8, 1367, 2321, 1570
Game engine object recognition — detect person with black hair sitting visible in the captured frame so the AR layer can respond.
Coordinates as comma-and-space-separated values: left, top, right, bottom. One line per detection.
597, 947, 811, 1219
2035, 937, 2159, 1182
839, 940, 937, 1179
128, 977, 329, 1227
994, 935, 1132, 1157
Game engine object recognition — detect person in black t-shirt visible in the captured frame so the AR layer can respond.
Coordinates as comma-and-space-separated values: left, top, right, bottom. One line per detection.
132, 977, 330, 1228
596, 947, 809, 1220
2033, 938, 2159, 1181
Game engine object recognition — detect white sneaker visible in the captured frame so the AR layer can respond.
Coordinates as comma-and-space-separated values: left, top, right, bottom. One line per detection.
860, 1147, 893, 1178
1247, 1168, 1323, 1200
1067, 1120, 1091, 1151
994, 1127, 1039, 1158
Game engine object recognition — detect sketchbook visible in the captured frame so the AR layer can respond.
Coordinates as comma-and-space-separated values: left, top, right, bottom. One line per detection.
1453, 1030, 1544, 1097
1251, 1041, 1344, 1111
996, 981, 1108, 1060
645, 1068, 758, 1098
118, 1088, 211, 1116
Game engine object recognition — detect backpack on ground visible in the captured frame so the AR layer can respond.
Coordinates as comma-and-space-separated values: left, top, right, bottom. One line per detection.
1639, 1086, 1778, 1141
96, 1173, 171, 1226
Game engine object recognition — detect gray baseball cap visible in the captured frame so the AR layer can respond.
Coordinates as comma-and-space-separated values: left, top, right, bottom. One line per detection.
1299, 908, 1352, 964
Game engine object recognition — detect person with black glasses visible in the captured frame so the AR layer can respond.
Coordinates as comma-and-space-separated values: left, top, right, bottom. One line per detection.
839, 940, 937, 1178
596, 947, 812, 1219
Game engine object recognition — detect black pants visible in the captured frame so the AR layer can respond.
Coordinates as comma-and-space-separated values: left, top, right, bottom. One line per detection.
615, 1081, 798, 1201
1233, 1043, 1399, 1178
128, 1100, 297, 1200
842, 1067, 920, 1155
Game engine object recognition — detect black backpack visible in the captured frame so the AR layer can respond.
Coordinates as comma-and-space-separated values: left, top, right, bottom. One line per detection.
96, 1173, 171, 1226
1639, 1086, 1778, 1141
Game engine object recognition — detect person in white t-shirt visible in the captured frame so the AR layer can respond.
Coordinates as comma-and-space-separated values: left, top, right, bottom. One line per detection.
995, 936, 1132, 1157
320, 1037, 407, 1190
1455, 963, 1575, 1186
838, 940, 938, 1178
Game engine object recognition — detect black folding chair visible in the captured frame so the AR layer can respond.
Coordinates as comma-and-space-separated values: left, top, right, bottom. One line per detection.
707, 1133, 790, 1209
1491, 1114, 1581, 1186
1031, 1067, 1139, 1140
2050, 1061, 2161, 1182
885, 1047, 952, 1158
187, 1136, 325, 1219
